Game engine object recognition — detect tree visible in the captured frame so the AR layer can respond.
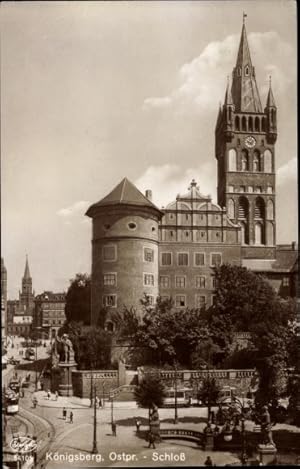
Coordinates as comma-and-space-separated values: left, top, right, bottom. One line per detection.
134, 374, 166, 419
65, 273, 91, 325
197, 376, 221, 420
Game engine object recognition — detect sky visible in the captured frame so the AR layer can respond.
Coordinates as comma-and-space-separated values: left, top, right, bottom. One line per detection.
1, 0, 297, 298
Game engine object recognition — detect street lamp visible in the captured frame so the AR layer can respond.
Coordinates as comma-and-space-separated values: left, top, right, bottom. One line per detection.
92, 384, 98, 454
174, 361, 178, 424
110, 393, 114, 425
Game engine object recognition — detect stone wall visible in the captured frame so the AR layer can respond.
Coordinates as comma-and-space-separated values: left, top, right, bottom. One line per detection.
72, 370, 119, 398
138, 368, 256, 395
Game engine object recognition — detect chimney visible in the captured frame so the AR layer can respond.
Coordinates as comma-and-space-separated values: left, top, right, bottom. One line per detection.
292, 241, 296, 251
145, 190, 152, 201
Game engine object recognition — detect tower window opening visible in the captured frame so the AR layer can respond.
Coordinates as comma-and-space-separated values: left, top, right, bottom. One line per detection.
248, 116, 253, 132
262, 118, 266, 132
238, 197, 248, 219
253, 150, 261, 172
241, 149, 249, 171
245, 66, 249, 76
235, 116, 240, 131
255, 116, 260, 132
242, 116, 247, 131
255, 198, 265, 219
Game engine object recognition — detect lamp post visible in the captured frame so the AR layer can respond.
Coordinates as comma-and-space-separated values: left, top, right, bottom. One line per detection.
110, 392, 114, 425
174, 361, 178, 425
92, 384, 98, 454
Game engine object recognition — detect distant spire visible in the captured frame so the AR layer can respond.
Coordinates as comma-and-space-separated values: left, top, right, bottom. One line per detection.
266, 75, 276, 107
243, 12, 247, 25
231, 17, 262, 112
224, 78, 233, 106
23, 255, 31, 279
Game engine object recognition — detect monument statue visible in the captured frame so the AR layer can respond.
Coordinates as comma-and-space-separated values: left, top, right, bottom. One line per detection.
260, 406, 275, 447
56, 334, 75, 363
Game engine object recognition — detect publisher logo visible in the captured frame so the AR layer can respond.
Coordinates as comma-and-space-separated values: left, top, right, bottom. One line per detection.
10, 437, 37, 454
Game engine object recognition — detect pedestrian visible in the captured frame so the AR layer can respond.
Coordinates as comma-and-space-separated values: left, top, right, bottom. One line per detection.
70, 411, 73, 423
204, 456, 213, 466
135, 419, 141, 433
95, 396, 99, 408
111, 421, 116, 436
62, 407, 67, 420
47, 389, 51, 400
55, 391, 58, 401
148, 431, 156, 449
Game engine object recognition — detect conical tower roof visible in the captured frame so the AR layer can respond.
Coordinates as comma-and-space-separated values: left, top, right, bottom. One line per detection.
224, 81, 234, 106
23, 255, 31, 279
266, 81, 276, 108
231, 20, 262, 112
86, 178, 162, 217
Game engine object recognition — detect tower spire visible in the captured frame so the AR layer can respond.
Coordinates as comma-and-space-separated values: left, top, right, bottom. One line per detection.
23, 254, 31, 279
224, 77, 233, 106
231, 17, 262, 112
266, 75, 276, 108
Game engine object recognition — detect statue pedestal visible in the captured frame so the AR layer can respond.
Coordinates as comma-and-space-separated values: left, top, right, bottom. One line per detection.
58, 362, 77, 397
257, 444, 277, 465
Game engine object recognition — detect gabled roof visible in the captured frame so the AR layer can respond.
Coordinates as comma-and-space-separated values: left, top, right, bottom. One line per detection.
86, 178, 162, 217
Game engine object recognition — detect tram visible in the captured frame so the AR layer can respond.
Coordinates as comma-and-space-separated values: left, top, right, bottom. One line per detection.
5, 389, 19, 414
163, 387, 191, 407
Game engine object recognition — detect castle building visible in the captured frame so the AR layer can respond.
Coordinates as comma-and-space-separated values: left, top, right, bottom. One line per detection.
33, 292, 66, 339
86, 19, 298, 327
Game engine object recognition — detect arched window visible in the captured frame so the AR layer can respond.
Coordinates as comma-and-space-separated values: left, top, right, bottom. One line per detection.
238, 197, 248, 219
240, 221, 249, 245
255, 197, 265, 219
228, 199, 235, 219
228, 108, 232, 121
241, 149, 249, 171
264, 149, 272, 172
255, 116, 260, 132
255, 223, 263, 245
235, 116, 240, 131
261, 117, 266, 132
253, 150, 261, 172
228, 149, 237, 171
271, 109, 276, 125
248, 116, 253, 132
245, 66, 249, 76
266, 222, 274, 245
242, 116, 247, 131
267, 200, 274, 220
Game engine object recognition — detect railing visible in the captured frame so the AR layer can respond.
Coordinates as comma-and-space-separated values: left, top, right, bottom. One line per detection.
160, 428, 204, 445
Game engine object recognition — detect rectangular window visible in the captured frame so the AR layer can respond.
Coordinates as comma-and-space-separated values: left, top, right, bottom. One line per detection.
211, 276, 216, 289
211, 253, 222, 267
144, 274, 154, 286
175, 295, 186, 308
161, 252, 172, 266
176, 276, 186, 288
282, 277, 289, 287
103, 245, 117, 261
144, 248, 154, 262
178, 253, 189, 266
196, 276, 206, 289
195, 252, 205, 266
161, 295, 170, 302
103, 295, 117, 307
195, 295, 206, 308
160, 276, 170, 288
103, 273, 117, 286
211, 295, 217, 306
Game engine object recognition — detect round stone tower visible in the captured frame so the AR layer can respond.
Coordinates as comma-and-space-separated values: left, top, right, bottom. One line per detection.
86, 178, 163, 326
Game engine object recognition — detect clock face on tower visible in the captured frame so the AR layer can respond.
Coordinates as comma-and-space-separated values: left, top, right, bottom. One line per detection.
245, 136, 256, 148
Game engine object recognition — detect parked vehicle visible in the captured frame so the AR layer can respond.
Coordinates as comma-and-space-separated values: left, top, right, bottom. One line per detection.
5, 389, 19, 414
25, 348, 35, 361
163, 387, 192, 407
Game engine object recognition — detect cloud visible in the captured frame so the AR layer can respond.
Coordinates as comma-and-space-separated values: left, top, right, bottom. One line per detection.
277, 157, 297, 186
57, 200, 90, 217
135, 162, 216, 208
143, 31, 295, 113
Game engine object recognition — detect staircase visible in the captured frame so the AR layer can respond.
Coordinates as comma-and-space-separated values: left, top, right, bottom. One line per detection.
110, 384, 136, 402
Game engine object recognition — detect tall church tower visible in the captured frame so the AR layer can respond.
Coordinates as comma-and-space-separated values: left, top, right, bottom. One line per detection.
19, 255, 35, 312
215, 17, 277, 259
